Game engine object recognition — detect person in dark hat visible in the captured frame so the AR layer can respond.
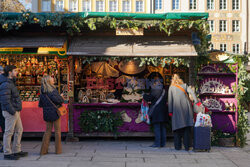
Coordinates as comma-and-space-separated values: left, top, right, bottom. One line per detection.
0, 66, 4, 153
0, 65, 28, 160
143, 72, 168, 148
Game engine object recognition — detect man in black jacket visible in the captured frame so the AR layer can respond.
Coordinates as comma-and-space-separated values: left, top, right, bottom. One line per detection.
0, 65, 28, 160
0, 66, 4, 153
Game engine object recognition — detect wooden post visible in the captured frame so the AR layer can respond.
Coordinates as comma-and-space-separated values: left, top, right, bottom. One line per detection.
66, 55, 79, 142
189, 57, 196, 87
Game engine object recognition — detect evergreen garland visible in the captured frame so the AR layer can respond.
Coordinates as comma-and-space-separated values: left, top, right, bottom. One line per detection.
0, 11, 210, 68
230, 54, 250, 147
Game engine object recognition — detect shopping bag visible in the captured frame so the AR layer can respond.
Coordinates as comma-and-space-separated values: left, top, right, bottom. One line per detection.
140, 99, 150, 124
195, 112, 212, 127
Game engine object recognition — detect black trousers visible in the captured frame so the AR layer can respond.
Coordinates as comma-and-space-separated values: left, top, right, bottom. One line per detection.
173, 126, 191, 150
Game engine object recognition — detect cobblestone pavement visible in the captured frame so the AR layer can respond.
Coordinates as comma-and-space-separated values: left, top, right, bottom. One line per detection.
0, 139, 250, 167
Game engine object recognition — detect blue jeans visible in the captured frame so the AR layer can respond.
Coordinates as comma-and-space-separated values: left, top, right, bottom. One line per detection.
153, 123, 166, 147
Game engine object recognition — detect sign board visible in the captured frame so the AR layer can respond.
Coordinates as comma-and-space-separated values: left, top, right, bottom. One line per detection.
116, 28, 144, 36
0, 48, 23, 52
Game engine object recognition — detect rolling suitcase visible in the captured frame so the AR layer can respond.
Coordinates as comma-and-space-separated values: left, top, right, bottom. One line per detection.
193, 127, 211, 152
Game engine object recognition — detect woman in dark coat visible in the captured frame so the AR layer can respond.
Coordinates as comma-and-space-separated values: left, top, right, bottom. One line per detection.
168, 74, 198, 151
143, 73, 168, 148
39, 75, 64, 155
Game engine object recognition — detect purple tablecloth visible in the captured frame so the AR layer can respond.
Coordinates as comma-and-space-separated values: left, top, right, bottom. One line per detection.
73, 103, 150, 133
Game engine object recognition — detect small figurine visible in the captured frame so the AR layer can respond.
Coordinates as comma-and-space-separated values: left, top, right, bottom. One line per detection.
233, 103, 236, 112
225, 101, 230, 111
221, 85, 226, 94
224, 86, 230, 94
230, 102, 234, 111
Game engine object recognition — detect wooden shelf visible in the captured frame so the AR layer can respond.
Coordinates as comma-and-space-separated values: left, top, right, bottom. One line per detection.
212, 110, 236, 113
17, 84, 40, 86
198, 73, 235, 76
199, 93, 235, 97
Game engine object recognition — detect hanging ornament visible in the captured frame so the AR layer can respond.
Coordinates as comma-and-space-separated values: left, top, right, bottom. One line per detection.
15, 21, 23, 27
33, 18, 40, 23
46, 20, 52, 26
23, 13, 30, 19
2, 23, 8, 29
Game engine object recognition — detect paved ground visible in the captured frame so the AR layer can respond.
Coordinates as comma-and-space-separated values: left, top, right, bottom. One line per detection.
0, 112, 249, 167
0, 139, 250, 167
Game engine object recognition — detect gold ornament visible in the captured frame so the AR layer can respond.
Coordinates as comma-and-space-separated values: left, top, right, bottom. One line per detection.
33, 18, 39, 23
46, 20, 51, 26
2, 23, 8, 29
23, 13, 30, 19
16, 21, 23, 27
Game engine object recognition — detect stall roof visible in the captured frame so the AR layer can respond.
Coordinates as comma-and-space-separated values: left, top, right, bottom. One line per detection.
0, 36, 66, 48
67, 36, 197, 57
0, 12, 209, 20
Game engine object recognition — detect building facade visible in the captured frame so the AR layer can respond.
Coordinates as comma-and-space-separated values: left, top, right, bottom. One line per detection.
28, 0, 151, 13
154, 0, 205, 13
205, 0, 246, 54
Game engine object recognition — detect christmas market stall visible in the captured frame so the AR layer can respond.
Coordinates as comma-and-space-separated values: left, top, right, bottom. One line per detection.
0, 12, 249, 146
65, 12, 208, 137
0, 35, 69, 135
197, 51, 249, 147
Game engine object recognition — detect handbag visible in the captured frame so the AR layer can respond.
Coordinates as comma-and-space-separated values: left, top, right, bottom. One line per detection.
148, 89, 165, 117
45, 94, 67, 117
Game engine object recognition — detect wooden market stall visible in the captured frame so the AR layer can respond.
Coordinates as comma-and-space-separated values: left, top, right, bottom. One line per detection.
0, 35, 69, 135
198, 51, 239, 133
67, 31, 198, 137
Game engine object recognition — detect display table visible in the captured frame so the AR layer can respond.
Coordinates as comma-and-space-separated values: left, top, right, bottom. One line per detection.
73, 103, 151, 136
20, 102, 68, 132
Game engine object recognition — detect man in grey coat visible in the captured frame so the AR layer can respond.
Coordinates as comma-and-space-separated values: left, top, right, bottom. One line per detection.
168, 74, 198, 151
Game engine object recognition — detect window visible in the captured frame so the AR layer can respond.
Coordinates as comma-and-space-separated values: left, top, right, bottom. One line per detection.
82, 0, 91, 11
232, 44, 240, 53
69, 0, 78, 12
109, 0, 118, 12
155, 0, 162, 10
41, 0, 51, 12
172, 0, 180, 10
232, 0, 239, 10
189, 0, 197, 10
210, 43, 214, 50
136, 0, 144, 12
122, 0, 131, 12
219, 20, 227, 32
55, 0, 64, 12
220, 44, 227, 51
232, 20, 240, 32
96, 0, 104, 12
219, 0, 227, 10
208, 20, 214, 32
207, 0, 214, 10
